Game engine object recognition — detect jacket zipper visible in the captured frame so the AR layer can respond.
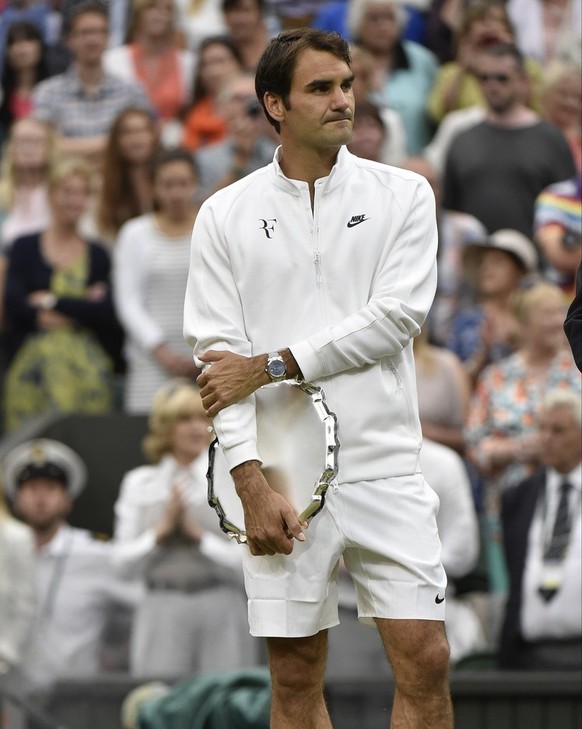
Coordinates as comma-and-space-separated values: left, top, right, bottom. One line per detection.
313, 249, 323, 285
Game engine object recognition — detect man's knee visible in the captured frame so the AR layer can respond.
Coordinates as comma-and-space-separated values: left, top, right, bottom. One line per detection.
268, 632, 328, 694
378, 619, 451, 690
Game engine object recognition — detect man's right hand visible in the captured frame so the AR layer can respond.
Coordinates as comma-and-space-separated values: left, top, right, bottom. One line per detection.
232, 461, 307, 556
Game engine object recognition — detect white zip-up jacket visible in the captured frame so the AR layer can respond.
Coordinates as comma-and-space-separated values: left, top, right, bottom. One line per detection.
184, 146, 438, 484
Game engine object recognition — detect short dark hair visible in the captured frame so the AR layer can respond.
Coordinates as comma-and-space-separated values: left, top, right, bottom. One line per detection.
481, 42, 526, 75
353, 100, 386, 132
222, 0, 264, 13
151, 148, 197, 180
192, 35, 244, 105
63, 1, 108, 37
255, 28, 351, 133
151, 148, 198, 210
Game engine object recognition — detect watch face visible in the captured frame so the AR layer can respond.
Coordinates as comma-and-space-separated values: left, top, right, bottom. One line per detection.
268, 359, 286, 378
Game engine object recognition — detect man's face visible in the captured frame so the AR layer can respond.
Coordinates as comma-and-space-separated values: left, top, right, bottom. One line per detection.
271, 48, 355, 153
224, 0, 263, 44
475, 54, 524, 114
539, 404, 582, 473
14, 478, 72, 534
67, 11, 109, 67
221, 76, 260, 126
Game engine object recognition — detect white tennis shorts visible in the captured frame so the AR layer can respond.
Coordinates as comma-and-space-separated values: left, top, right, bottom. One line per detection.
242, 473, 447, 637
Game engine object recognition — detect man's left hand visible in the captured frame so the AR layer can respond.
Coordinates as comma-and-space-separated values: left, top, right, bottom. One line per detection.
197, 350, 267, 416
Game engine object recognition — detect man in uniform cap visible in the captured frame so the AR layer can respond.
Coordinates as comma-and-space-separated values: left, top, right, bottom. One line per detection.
2, 439, 142, 702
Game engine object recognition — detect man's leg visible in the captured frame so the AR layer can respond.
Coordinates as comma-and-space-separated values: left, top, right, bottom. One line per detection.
267, 629, 333, 729
376, 618, 453, 729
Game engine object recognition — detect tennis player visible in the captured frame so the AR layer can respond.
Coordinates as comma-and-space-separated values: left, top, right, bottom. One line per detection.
184, 28, 453, 729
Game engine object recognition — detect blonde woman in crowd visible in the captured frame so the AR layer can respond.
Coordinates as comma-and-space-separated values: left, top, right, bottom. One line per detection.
112, 379, 254, 678
0, 118, 59, 327
96, 107, 161, 245
3, 157, 120, 432
465, 280, 581, 607
466, 279, 580, 495
113, 149, 200, 413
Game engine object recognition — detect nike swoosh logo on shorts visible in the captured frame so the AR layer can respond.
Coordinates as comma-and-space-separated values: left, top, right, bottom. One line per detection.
435, 594, 445, 604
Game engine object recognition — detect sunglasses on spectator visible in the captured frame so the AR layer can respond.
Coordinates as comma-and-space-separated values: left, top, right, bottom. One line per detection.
477, 73, 512, 84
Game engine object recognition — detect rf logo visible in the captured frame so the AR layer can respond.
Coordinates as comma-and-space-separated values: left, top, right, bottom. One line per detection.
259, 218, 277, 239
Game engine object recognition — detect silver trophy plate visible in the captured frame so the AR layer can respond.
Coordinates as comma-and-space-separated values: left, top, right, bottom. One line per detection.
207, 381, 340, 544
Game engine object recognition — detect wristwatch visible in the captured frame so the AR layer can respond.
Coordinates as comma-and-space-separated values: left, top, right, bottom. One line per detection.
265, 351, 287, 382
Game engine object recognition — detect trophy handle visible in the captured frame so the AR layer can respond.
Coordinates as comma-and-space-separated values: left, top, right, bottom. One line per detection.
207, 381, 340, 544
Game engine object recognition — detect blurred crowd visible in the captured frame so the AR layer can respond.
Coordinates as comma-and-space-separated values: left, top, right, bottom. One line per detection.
0, 0, 580, 726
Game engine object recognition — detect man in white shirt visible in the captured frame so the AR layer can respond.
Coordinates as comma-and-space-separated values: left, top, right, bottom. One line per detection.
500, 388, 582, 669
185, 27, 452, 729
2, 439, 142, 699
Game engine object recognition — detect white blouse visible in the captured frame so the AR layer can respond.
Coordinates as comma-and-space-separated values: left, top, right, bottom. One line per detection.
112, 453, 242, 579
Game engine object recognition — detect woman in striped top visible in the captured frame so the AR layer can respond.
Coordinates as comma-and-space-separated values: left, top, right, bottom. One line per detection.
113, 148, 201, 413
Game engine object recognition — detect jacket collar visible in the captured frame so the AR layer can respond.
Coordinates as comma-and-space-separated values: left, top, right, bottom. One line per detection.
270, 144, 355, 196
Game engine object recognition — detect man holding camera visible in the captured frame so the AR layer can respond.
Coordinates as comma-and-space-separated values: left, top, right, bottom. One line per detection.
194, 73, 277, 201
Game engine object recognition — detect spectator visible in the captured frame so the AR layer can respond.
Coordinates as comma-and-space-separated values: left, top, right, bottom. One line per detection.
193, 72, 276, 200
113, 149, 200, 414
427, 1, 542, 125
0, 479, 35, 693
422, 103, 486, 181
564, 261, 582, 371
400, 155, 489, 346
539, 60, 582, 173
313, 0, 429, 46
112, 380, 254, 678
448, 229, 539, 384
103, 0, 196, 147
96, 107, 161, 245
465, 281, 580, 612
2, 438, 141, 697
271, 0, 328, 30
534, 175, 582, 298
347, 99, 388, 163
414, 327, 470, 455
443, 43, 576, 238
174, 0, 227, 52
3, 157, 120, 432
507, 0, 581, 66
222, 0, 270, 71
348, 0, 438, 155
349, 44, 406, 166
31, 1, 151, 166
0, 20, 49, 143
499, 388, 581, 670
181, 34, 244, 153
419, 439, 485, 664
466, 280, 579, 496
328, 437, 483, 673
0, 0, 50, 75
0, 117, 58, 328
424, 0, 464, 65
